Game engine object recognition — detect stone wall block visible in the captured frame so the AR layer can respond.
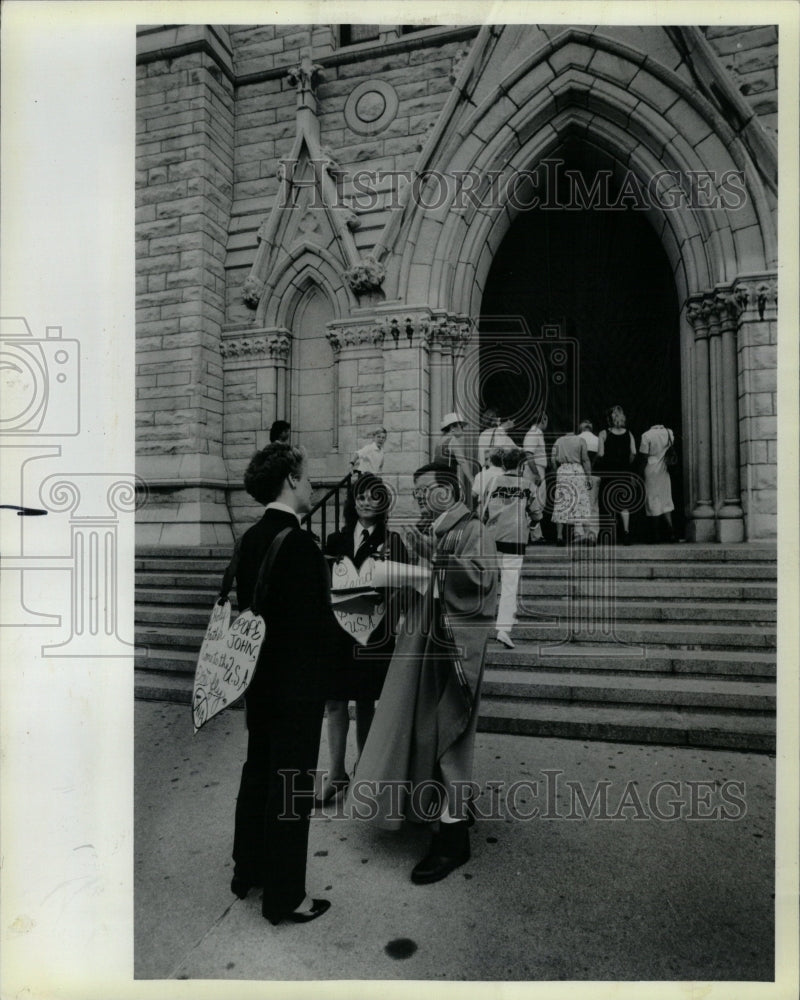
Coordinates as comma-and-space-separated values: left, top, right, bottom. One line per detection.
750, 392, 775, 416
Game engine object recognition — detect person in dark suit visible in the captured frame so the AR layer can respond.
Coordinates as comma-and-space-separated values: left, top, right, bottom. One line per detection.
316, 474, 409, 805
230, 442, 344, 925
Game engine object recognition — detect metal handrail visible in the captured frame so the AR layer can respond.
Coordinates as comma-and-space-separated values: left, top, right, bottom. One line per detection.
301, 472, 352, 541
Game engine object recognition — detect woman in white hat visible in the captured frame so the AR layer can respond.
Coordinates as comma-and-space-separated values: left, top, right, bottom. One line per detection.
434, 412, 473, 503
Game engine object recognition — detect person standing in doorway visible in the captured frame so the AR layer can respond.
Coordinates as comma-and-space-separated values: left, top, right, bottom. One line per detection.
434, 412, 473, 504
481, 447, 542, 648
477, 409, 515, 466
523, 414, 548, 543
578, 419, 601, 543
597, 405, 637, 545
551, 427, 593, 546
639, 421, 677, 542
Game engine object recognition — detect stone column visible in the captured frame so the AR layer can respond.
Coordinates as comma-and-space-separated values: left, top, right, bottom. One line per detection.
135, 26, 235, 547
271, 331, 292, 427
428, 335, 445, 461
686, 301, 715, 541
219, 327, 292, 534
326, 322, 386, 473
714, 293, 745, 541
731, 274, 778, 541
704, 298, 724, 522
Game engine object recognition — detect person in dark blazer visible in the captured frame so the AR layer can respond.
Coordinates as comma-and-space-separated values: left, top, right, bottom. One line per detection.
316, 474, 409, 805
231, 442, 344, 925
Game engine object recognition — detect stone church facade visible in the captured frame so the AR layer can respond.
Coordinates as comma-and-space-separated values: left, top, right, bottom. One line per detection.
135, 23, 778, 547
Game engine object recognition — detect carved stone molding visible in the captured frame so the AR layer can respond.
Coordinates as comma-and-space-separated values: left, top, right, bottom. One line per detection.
326, 324, 386, 355
242, 275, 265, 308
286, 55, 322, 95
686, 274, 777, 335
731, 276, 778, 321
325, 310, 473, 356
342, 255, 386, 297
429, 316, 472, 349
220, 329, 292, 362
344, 80, 400, 137
449, 47, 470, 85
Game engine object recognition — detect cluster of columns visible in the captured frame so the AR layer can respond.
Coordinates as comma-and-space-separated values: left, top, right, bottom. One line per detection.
686, 273, 776, 543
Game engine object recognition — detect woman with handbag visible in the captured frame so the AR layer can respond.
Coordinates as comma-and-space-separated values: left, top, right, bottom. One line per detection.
639, 422, 677, 542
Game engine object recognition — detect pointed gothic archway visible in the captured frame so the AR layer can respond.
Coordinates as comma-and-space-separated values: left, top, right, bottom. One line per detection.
385, 25, 776, 540
478, 142, 683, 534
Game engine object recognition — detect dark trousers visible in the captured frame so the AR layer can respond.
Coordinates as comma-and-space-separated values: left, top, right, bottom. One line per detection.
232, 699, 325, 916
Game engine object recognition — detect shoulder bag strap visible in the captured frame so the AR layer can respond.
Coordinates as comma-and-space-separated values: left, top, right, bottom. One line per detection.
217, 538, 242, 604
249, 526, 294, 617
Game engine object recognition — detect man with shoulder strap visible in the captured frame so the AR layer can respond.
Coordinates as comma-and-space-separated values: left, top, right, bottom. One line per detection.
231, 443, 344, 925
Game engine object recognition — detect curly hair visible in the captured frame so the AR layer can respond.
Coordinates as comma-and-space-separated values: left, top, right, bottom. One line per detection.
244, 443, 305, 505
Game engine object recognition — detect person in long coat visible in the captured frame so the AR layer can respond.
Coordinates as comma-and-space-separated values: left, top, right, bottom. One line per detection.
349, 462, 497, 885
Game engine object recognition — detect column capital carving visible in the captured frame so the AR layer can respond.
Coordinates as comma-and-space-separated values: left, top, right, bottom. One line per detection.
220, 328, 292, 363
730, 275, 778, 321
687, 274, 777, 333
326, 323, 385, 355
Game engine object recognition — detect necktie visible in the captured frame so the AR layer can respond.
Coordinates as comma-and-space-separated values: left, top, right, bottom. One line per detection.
354, 527, 371, 565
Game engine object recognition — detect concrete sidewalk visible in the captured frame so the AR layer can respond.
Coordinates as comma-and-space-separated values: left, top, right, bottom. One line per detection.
134, 700, 774, 982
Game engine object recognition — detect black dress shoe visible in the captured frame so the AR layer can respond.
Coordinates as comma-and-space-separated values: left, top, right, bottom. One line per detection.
230, 875, 262, 899
411, 822, 470, 885
263, 898, 331, 926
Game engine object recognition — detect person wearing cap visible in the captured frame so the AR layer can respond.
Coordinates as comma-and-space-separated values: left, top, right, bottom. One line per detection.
433, 412, 473, 504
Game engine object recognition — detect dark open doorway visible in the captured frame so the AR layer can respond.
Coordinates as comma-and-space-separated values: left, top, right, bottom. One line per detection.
478, 149, 683, 537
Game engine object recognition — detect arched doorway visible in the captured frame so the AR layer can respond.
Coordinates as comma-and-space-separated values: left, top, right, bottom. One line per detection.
478, 148, 683, 535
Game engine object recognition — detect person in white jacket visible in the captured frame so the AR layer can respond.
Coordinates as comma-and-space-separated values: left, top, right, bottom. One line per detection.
481, 447, 542, 648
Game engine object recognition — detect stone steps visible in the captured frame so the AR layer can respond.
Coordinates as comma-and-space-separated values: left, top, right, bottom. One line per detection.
520, 580, 776, 600
485, 643, 776, 678
133, 544, 777, 752
502, 622, 775, 650
478, 698, 775, 752
481, 668, 775, 711
134, 671, 774, 752
134, 599, 776, 628
523, 562, 776, 580
135, 619, 776, 652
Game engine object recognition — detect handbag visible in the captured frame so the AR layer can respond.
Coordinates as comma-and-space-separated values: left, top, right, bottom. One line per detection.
191, 527, 292, 732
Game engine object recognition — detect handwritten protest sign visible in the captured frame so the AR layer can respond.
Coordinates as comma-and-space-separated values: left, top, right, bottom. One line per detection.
330, 557, 385, 645
192, 600, 265, 732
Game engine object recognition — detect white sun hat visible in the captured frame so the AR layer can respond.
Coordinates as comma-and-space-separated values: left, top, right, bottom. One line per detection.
441, 412, 466, 430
